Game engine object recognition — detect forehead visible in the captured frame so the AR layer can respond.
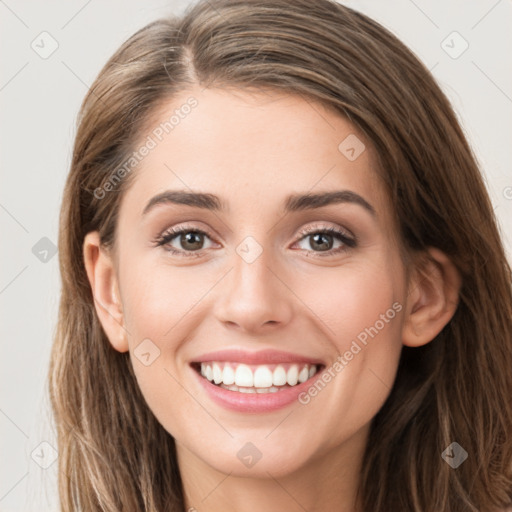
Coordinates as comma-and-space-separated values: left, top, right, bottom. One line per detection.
119, 86, 389, 223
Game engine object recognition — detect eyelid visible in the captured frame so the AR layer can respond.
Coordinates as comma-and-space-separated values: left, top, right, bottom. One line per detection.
153, 221, 356, 257
297, 223, 355, 240
291, 224, 356, 257
152, 222, 217, 251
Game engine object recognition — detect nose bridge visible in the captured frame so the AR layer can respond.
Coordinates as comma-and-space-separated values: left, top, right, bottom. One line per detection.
214, 234, 293, 331
233, 235, 273, 295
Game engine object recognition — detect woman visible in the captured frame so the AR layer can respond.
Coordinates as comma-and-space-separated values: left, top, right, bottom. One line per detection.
48, 0, 512, 510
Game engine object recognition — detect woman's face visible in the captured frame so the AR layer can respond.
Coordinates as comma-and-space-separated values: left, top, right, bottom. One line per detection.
104, 86, 409, 478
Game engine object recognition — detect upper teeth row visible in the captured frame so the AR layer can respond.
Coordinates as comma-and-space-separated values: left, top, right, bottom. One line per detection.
200, 362, 318, 388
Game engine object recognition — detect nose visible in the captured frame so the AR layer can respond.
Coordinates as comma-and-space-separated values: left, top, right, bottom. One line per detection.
214, 244, 294, 334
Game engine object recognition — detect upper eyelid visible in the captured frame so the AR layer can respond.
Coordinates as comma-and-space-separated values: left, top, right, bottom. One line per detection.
298, 224, 354, 238
159, 222, 353, 238
156, 222, 355, 248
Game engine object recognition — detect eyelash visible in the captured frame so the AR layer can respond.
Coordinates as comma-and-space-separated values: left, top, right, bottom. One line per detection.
152, 224, 357, 259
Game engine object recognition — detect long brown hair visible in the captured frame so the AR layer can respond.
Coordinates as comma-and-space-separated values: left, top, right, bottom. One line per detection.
48, 0, 512, 510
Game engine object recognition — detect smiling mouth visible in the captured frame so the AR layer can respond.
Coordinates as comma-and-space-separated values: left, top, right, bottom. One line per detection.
191, 361, 324, 394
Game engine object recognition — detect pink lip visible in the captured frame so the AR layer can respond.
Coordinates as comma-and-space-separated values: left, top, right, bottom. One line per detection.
191, 348, 324, 365
191, 364, 324, 413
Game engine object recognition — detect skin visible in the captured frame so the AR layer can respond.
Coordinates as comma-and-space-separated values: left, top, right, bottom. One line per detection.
84, 86, 461, 512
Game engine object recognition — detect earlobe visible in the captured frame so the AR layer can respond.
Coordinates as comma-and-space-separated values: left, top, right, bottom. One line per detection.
83, 231, 129, 353
402, 247, 462, 348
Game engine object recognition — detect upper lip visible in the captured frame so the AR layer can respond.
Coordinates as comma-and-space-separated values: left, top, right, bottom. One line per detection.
191, 349, 325, 366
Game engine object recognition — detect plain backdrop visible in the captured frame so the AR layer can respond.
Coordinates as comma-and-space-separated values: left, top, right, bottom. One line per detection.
1, 1, 511, 510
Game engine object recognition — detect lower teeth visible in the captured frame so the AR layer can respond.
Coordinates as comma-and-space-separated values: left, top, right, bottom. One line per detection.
218, 382, 292, 393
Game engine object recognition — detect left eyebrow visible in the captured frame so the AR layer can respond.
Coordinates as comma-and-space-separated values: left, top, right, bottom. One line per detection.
141, 189, 376, 217
283, 190, 376, 217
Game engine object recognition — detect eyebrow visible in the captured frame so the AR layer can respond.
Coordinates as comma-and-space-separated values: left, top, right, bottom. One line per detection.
142, 190, 376, 217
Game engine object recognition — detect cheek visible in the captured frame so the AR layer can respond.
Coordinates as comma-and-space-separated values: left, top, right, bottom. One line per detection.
120, 258, 206, 340
118, 260, 221, 437
298, 259, 401, 344
120, 277, 197, 441
293, 259, 404, 439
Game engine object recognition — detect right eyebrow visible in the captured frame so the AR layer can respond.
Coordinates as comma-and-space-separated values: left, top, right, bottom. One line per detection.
142, 190, 227, 216
141, 189, 376, 218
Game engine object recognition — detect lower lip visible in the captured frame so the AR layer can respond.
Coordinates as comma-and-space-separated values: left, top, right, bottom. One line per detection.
191, 365, 324, 413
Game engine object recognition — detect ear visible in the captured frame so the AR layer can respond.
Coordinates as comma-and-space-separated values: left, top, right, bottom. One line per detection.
83, 231, 128, 353
402, 247, 462, 347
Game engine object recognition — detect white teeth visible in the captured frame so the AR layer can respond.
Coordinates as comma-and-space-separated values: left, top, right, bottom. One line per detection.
298, 366, 309, 383
219, 384, 282, 393
212, 363, 222, 384
286, 365, 299, 386
272, 365, 287, 386
253, 366, 273, 387
222, 365, 235, 385
199, 361, 320, 392
234, 364, 253, 387
221, 384, 239, 392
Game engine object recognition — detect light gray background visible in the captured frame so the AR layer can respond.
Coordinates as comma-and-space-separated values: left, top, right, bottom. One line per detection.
1, 1, 511, 510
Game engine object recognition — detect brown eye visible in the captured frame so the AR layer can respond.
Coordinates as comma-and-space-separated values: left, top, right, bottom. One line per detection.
178, 231, 205, 251
308, 232, 334, 252
154, 226, 215, 256
294, 226, 356, 257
